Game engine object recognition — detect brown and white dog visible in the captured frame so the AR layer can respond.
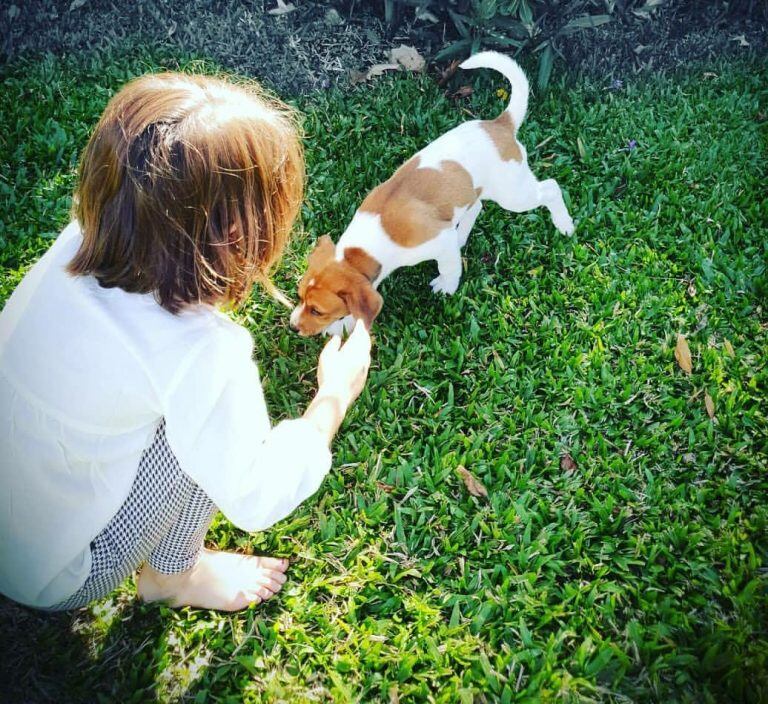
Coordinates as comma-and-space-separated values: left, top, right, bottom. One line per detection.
290, 51, 575, 336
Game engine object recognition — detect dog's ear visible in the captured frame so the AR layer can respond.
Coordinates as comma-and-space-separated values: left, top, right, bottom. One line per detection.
343, 247, 382, 282
307, 235, 335, 271
340, 279, 383, 329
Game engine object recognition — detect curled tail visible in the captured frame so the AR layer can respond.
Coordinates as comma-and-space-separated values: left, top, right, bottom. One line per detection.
459, 51, 529, 128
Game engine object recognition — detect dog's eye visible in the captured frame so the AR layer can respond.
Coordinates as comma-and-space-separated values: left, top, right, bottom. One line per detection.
309, 307, 322, 317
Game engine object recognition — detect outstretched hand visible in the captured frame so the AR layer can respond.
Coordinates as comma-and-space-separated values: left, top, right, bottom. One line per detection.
317, 320, 372, 407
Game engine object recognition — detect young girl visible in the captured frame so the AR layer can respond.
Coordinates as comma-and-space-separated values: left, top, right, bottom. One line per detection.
0, 72, 372, 612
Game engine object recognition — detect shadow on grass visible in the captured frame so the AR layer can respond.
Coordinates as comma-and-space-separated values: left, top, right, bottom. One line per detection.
0, 593, 170, 703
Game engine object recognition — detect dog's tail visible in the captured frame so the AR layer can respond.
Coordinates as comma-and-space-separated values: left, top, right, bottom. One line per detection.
459, 51, 529, 128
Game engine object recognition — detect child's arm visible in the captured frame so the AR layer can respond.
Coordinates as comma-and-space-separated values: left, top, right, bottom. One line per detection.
162, 322, 371, 533
303, 322, 371, 445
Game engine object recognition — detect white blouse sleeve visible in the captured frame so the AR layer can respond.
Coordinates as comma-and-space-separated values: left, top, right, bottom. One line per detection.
161, 322, 332, 532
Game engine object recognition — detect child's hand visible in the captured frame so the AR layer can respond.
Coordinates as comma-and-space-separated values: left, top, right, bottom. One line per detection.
316, 320, 372, 407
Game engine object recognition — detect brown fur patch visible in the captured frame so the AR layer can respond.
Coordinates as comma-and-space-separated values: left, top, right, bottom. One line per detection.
359, 157, 479, 248
343, 247, 382, 281
481, 111, 522, 162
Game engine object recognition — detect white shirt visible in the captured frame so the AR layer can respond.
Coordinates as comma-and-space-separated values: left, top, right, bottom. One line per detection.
0, 222, 332, 608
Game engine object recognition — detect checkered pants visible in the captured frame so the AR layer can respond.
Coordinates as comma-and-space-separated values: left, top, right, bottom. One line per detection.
50, 419, 218, 611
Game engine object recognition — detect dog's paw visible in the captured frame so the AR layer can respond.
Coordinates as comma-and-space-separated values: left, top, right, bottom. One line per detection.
554, 213, 575, 236
430, 274, 460, 295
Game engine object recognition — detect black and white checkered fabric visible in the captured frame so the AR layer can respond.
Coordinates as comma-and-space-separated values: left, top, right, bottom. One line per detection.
50, 419, 218, 611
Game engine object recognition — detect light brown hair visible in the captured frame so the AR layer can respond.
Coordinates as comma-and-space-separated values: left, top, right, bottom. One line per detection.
68, 72, 304, 313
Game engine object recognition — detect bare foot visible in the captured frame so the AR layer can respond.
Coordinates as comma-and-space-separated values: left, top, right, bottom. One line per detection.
137, 548, 289, 611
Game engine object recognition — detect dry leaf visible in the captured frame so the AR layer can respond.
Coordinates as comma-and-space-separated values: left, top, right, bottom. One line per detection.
451, 85, 473, 100
389, 686, 400, 704
348, 69, 368, 85
560, 453, 578, 472
704, 391, 715, 419
730, 34, 750, 47
457, 465, 488, 498
366, 63, 399, 78
438, 59, 460, 86
267, 0, 296, 16
724, 339, 735, 356
389, 44, 426, 72
69, 0, 89, 10
376, 481, 394, 493
675, 334, 693, 375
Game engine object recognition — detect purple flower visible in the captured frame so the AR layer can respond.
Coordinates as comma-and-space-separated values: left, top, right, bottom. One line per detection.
627, 139, 637, 151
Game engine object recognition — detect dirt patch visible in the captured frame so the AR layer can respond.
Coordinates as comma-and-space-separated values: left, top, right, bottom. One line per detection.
1, 1, 766, 97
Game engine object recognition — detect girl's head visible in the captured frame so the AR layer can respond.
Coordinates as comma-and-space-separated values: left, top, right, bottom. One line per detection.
69, 72, 304, 313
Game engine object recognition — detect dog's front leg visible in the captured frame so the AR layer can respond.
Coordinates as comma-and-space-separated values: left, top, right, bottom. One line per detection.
456, 200, 482, 247
430, 246, 463, 295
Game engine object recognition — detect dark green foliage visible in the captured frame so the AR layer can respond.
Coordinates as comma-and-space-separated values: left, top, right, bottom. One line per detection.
367, 0, 766, 88
1, 48, 767, 702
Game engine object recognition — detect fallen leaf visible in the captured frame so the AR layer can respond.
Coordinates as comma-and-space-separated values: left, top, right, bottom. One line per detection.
703, 71, 719, 79
457, 465, 488, 498
376, 481, 394, 492
267, 0, 296, 16
389, 686, 400, 704
366, 63, 399, 78
724, 339, 735, 356
687, 280, 696, 297
675, 334, 693, 375
730, 34, 750, 47
389, 44, 426, 72
704, 391, 715, 419
349, 69, 368, 85
451, 85, 473, 100
560, 453, 578, 472
69, 0, 89, 10
438, 59, 460, 86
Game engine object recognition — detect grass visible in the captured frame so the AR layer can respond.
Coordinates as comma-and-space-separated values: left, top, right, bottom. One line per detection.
1, 47, 767, 703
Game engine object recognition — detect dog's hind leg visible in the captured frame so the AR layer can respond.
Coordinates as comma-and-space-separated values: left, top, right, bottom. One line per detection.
493, 171, 574, 235
537, 178, 574, 235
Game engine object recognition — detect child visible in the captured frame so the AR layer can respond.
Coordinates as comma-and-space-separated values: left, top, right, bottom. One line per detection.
0, 72, 372, 612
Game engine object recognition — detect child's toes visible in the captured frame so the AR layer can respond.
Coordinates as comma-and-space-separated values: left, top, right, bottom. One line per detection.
254, 556, 289, 572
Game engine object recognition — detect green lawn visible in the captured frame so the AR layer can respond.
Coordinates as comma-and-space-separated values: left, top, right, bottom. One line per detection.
1, 49, 766, 703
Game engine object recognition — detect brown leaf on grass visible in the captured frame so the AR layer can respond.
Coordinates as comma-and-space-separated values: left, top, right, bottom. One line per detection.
724, 339, 735, 356
350, 63, 399, 85
438, 59, 461, 87
675, 334, 693, 375
457, 465, 488, 498
560, 453, 578, 472
389, 45, 426, 72
267, 0, 296, 15
376, 481, 394, 492
451, 85, 473, 100
704, 391, 715, 419
389, 686, 400, 704
349, 69, 368, 85
366, 63, 399, 78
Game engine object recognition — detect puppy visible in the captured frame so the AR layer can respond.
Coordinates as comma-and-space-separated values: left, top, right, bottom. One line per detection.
290, 51, 575, 336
